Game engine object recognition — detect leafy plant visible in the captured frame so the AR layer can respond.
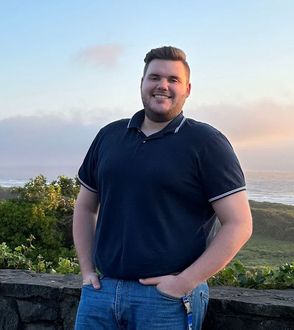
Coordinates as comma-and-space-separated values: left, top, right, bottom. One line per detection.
209, 260, 294, 289
0, 175, 80, 262
0, 238, 79, 274
55, 257, 80, 274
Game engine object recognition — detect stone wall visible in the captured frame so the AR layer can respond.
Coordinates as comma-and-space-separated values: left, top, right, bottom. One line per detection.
202, 286, 294, 330
0, 270, 80, 330
0, 269, 293, 330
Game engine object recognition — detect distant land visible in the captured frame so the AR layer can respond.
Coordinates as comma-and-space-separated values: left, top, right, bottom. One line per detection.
235, 200, 294, 266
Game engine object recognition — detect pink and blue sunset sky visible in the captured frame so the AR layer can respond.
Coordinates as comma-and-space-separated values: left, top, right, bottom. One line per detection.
1, 1, 294, 179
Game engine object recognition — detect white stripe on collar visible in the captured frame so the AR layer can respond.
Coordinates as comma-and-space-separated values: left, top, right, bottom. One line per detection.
174, 117, 186, 133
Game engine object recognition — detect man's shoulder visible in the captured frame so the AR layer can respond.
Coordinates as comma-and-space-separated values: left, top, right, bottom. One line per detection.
97, 118, 130, 137
102, 118, 130, 131
91, 118, 129, 144
184, 117, 221, 138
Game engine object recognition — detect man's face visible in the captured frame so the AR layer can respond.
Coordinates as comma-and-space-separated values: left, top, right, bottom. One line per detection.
141, 59, 191, 122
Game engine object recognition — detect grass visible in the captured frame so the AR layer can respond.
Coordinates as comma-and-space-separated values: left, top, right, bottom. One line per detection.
235, 235, 294, 267
233, 200, 294, 267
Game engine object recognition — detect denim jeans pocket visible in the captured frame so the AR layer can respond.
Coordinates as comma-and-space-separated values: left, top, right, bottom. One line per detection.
154, 286, 183, 301
200, 290, 209, 302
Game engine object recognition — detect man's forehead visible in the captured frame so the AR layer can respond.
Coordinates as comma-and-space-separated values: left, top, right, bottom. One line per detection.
146, 59, 186, 75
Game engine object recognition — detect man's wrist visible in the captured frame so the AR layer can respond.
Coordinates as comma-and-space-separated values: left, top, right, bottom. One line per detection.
82, 270, 97, 276
80, 266, 97, 278
176, 273, 197, 294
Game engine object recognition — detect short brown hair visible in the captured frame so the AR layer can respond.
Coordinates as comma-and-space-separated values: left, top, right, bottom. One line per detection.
143, 46, 190, 81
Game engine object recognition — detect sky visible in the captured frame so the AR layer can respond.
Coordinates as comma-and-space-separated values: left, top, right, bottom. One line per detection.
1, 0, 294, 180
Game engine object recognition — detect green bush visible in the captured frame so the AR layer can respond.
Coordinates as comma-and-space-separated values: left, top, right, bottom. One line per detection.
0, 175, 80, 262
0, 239, 79, 274
0, 199, 64, 260
209, 260, 294, 289
55, 257, 80, 274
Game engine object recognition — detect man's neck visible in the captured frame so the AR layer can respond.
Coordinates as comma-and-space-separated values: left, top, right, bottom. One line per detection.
140, 115, 172, 137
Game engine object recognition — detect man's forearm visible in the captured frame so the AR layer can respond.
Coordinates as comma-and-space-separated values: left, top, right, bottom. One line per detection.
179, 219, 252, 289
73, 206, 98, 276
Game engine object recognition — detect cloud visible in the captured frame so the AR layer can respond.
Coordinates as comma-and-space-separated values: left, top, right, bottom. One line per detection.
76, 44, 124, 68
187, 99, 294, 171
0, 108, 129, 179
1, 100, 294, 178
237, 141, 294, 171
0, 114, 99, 177
190, 100, 294, 147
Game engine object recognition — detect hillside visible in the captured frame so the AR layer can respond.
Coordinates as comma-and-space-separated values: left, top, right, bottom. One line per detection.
235, 200, 294, 266
249, 200, 294, 242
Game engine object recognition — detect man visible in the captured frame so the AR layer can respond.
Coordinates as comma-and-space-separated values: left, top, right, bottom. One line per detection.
73, 46, 252, 330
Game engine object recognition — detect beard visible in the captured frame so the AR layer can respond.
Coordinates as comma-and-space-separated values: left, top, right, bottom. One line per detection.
142, 97, 186, 123
144, 106, 175, 122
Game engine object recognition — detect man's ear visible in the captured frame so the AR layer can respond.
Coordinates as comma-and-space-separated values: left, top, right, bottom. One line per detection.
186, 83, 191, 97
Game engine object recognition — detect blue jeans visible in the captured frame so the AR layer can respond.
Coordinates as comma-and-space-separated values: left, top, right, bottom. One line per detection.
75, 276, 209, 330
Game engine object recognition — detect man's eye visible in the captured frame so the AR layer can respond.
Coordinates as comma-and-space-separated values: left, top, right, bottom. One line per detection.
170, 78, 179, 83
149, 76, 159, 81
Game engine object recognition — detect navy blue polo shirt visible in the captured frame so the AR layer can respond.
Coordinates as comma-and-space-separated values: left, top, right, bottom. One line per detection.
78, 110, 246, 279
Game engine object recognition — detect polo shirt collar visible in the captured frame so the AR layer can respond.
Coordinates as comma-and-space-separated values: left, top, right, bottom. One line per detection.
127, 109, 186, 134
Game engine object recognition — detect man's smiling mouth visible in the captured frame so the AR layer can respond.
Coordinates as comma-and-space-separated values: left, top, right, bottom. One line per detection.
153, 94, 171, 99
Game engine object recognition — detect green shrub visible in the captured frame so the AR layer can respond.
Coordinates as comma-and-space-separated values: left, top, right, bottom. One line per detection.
0, 239, 79, 274
0, 199, 63, 260
55, 257, 80, 274
209, 260, 294, 289
0, 175, 80, 262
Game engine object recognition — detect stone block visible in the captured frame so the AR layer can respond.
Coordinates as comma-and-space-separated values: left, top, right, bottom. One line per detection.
17, 299, 59, 322
0, 298, 20, 330
60, 296, 80, 329
23, 323, 62, 330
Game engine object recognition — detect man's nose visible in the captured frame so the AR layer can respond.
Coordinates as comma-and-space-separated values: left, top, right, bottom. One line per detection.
157, 78, 169, 89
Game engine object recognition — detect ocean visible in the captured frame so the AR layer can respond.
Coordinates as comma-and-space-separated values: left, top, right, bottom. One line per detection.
0, 169, 293, 206
245, 170, 294, 206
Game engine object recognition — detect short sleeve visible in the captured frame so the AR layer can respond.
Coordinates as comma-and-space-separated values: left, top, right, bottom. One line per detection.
198, 132, 246, 202
77, 133, 100, 193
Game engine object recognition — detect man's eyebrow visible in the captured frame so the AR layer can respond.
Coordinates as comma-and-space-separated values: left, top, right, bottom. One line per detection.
147, 73, 160, 77
169, 75, 181, 80
147, 73, 182, 80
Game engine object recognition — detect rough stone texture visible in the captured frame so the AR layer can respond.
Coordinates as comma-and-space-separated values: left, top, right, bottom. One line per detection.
17, 300, 59, 322
203, 286, 294, 330
0, 270, 80, 330
0, 298, 20, 330
23, 323, 60, 330
0, 269, 293, 329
